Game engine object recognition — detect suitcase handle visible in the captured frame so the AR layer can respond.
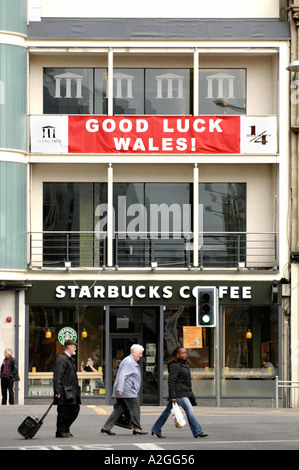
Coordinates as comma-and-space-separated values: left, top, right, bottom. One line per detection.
39, 401, 54, 423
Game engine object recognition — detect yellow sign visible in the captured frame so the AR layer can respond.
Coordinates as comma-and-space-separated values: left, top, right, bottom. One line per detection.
183, 326, 203, 349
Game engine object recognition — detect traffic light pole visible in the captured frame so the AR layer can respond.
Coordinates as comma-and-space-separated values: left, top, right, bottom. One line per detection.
195, 286, 220, 405
215, 289, 221, 407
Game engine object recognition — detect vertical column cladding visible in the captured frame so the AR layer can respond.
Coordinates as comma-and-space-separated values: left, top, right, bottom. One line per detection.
0, 0, 27, 269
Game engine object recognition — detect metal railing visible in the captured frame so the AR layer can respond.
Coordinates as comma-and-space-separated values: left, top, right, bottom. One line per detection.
29, 231, 107, 268
199, 231, 278, 269
28, 230, 278, 270
275, 376, 299, 408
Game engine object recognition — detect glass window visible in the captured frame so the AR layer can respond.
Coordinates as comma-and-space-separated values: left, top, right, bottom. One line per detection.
43, 182, 107, 267
28, 305, 105, 397
145, 69, 191, 115
223, 305, 278, 396
163, 305, 215, 397
199, 183, 246, 267
113, 183, 145, 235
113, 183, 192, 267
113, 69, 144, 114
199, 183, 246, 232
109, 307, 142, 333
145, 183, 192, 267
199, 69, 246, 115
94, 68, 108, 114
42, 67, 248, 117
145, 183, 191, 235
43, 68, 94, 114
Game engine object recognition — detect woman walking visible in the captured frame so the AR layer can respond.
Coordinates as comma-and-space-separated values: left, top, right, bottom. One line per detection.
151, 346, 208, 438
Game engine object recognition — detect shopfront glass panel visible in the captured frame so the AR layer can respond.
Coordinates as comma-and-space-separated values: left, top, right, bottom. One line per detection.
163, 304, 278, 398
163, 305, 215, 397
28, 306, 105, 397
222, 305, 278, 396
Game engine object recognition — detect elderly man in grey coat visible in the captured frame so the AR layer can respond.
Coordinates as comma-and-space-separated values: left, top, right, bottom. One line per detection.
101, 344, 147, 435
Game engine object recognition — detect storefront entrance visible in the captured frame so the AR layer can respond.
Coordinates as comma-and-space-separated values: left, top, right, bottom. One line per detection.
25, 280, 281, 404
107, 306, 162, 405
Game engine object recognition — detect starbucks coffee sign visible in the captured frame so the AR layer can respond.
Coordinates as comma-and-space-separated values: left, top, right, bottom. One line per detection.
25, 280, 281, 306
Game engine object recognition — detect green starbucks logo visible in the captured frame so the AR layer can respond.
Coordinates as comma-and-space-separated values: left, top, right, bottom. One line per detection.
58, 327, 77, 345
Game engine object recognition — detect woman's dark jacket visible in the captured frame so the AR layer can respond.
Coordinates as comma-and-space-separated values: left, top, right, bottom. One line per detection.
168, 359, 196, 404
53, 352, 81, 405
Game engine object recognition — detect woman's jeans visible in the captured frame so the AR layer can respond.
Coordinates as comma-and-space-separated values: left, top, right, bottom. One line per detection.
152, 398, 203, 437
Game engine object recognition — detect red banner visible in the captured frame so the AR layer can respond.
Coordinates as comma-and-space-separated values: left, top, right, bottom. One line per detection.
68, 115, 240, 154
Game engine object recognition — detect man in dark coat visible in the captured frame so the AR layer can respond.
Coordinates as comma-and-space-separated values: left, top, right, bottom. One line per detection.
53, 340, 81, 437
0, 348, 20, 405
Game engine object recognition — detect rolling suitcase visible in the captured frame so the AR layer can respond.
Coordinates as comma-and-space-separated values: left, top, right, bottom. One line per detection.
18, 401, 54, 439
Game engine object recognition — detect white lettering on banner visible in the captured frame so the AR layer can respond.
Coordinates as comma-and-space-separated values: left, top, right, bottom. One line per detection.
114, 137, 194, 152
86, 117, 224, 135
55, 284, 252, 300
86, 118, 99, 133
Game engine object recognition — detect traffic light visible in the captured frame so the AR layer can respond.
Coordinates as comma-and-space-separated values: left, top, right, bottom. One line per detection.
196, 287, 217, 327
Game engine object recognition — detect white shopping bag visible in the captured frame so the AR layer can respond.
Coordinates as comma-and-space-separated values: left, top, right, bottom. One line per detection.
171, 402, 186, 428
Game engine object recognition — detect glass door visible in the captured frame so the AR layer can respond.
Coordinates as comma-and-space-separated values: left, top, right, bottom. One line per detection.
111, 335, 142, 399
108, 307, 160, 404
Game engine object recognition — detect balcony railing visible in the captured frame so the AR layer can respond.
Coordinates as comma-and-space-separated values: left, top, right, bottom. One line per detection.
28, 231, 278, 270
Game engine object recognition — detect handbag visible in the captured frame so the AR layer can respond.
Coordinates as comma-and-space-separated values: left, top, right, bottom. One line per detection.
64, 386, 75, 401
114, 405, 134, 429
171, 402, 186, 428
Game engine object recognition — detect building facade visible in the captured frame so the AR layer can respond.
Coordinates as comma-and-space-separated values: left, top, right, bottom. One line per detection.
0, 0, 292, 405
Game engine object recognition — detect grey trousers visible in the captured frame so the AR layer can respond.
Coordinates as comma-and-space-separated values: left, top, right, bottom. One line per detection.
104, 397, 142, 430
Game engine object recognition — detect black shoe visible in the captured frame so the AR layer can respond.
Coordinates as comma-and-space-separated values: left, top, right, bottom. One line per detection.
133, 429, 148, 435
151, 431, 166, 438
56, 432, 71, 438
101, 428, 116, 436
195, 432, 208, 438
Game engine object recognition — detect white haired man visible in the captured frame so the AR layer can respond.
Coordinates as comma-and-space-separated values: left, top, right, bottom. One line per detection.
0, 349, 20, 405
101, 344, 147, 435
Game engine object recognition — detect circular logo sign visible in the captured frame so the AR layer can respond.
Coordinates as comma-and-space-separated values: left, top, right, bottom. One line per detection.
58, 327, 77, 345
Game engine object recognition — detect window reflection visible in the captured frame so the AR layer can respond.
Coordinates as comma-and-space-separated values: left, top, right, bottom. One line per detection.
223, 305, 278, 397
199, 183, 246, 232
199, 69, 246, 115
199, 183, 246, 267
28, 306, 105, 396
94, 68, 108, 114
224, 306, 278, 369
113, 69, 144, 114
145, 69, 191, 115
43, 68, 192, 115
43, 68, 94, 114
43, 182, 107, 267
163, 305, 215, 397
113, 183, 192, 267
